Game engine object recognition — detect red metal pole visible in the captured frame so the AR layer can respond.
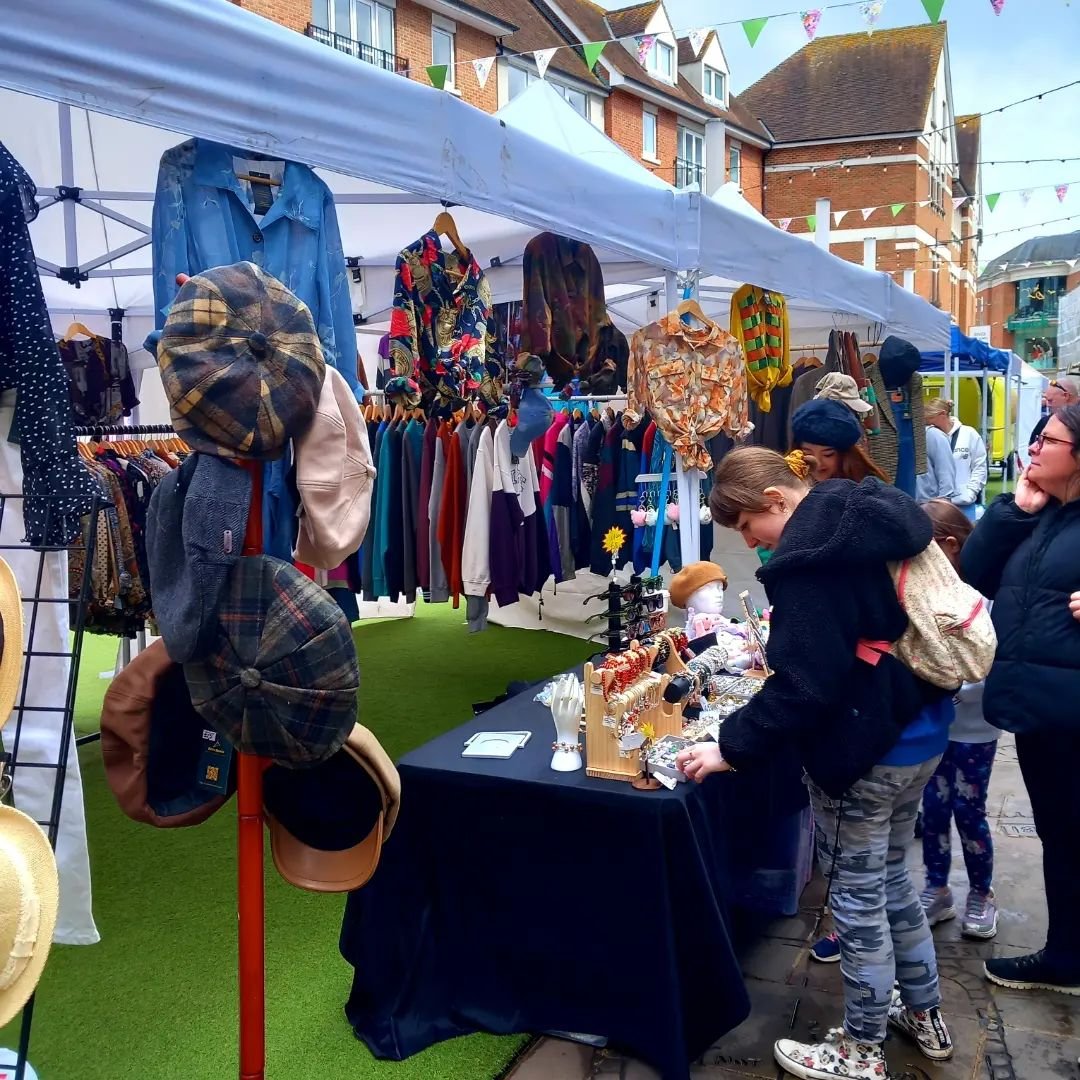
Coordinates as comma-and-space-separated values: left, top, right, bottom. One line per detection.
237, 462, 267, 1080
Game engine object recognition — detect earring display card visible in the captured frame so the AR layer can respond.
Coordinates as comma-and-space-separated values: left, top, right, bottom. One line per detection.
462, 731, 533, 759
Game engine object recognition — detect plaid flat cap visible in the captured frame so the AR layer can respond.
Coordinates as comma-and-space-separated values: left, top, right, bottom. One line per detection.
184, 556, 359, 767
158, 261, 325, 459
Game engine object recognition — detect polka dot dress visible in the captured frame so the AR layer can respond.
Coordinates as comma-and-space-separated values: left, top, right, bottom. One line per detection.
0, 142, 97, 548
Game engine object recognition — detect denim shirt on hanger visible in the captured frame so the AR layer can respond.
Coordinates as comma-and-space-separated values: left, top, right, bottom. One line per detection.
146, 138, 360, 561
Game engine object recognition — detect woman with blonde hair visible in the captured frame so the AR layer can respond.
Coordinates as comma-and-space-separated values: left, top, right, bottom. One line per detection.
924, 397, 987, 521
678, 447, 954, 1079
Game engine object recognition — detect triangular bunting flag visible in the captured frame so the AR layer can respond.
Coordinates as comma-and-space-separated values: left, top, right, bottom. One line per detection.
861, 1, 885, 35
1067, 258, 1078, 270
806, 214, 817, 232
426, 64, 448, 90
1017, 262, 1031, 269
861, 207, 875, 221
472, 56, 495, 89
990, 0, 1005, 13
833, 210, 848, 226
534, 48, 557, 79
634, 34, 656, 66
742, 17, 769, 46
1056, 184, 1069, 203
921, 0, 946, 22
986, 192, 1001, 211
1019, 189, 1033, 207
997, 263, 1009, 271
778, 217, 793, 232
890, 203, 906, 217
952, 196, 968, 210
802, 10, 822, 39
583, 41, 605, 71
688, 27, 708, 55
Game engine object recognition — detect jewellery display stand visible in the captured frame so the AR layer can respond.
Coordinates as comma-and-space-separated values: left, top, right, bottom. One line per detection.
1, 493, 102, 1080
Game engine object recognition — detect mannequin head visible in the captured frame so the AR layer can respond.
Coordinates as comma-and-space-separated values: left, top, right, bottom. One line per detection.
669, 561, 728, 612
686, 580, 725, 615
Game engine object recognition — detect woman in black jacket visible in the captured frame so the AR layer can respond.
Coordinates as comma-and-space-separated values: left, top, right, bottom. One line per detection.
961, 403, 1080, 997
677, 447, 955, 1080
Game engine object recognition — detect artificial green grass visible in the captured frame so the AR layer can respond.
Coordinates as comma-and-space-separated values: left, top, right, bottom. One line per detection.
3, 604, 592, 1078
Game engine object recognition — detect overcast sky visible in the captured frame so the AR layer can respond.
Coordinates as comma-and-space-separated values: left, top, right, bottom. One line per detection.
662, 0, 1080, 266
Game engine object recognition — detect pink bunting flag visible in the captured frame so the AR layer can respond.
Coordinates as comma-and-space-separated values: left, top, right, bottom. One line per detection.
778, 217, 792, 232
861, 207, 875, 221
860, 1, 885, 34
990, 0, 1005, 13
952, 196, 968, 210
1057, 184, 1069, 203
635, 35, 656, 66
801, 10, 822, 39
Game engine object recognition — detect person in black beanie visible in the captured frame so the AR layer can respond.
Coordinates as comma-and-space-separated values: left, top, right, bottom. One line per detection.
791, 398, 888, 485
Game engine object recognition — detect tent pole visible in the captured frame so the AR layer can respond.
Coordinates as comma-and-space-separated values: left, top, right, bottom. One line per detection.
664, 270, 678, 315
58, 105, 78, 269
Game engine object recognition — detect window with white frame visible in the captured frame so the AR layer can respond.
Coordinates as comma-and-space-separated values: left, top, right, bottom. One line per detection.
646, 39, 674, 81
676, 128, 705, 188
312, 0, 396, 58
703, 66, 725, 103
728, 143, 741, 186
507, 67, 590, 117
431, 19, 455, 85
642, 108, 658, 160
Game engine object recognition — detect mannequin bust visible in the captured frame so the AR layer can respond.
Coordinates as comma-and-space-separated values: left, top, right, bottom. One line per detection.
668, 561, 752, 671
684, 580, 730, 640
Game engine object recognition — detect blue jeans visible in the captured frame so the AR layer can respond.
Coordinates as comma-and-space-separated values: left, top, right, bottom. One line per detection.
808, 756, 943, 1044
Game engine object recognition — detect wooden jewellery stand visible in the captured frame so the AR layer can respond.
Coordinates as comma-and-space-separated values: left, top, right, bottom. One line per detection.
583, 643, 684, 781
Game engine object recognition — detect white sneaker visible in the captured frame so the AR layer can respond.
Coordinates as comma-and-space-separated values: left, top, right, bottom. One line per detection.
774, 1028, 887, 1079
887, 990, 954, 1061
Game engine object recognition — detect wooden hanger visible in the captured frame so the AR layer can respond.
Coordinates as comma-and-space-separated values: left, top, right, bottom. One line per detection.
62, 322, 96, 343
433, 209, 468, 258
236, 172, 281, 187
674, 297, 711, 328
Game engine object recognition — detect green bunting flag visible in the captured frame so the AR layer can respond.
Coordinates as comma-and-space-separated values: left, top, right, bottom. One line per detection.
986, 193, 1001, 211
890, 203, 906, 217
920, 0, 946, 21
806, 214, 817, 232
583, 41, 605, 71
742, 17, 769, 46
426, 64, 448, 90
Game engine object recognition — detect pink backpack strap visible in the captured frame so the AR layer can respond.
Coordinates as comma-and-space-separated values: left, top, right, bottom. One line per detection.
895, 559, 911, 604
856, 639, 894, 666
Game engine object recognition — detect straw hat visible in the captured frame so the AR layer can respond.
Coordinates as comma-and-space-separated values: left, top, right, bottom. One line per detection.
0, 805, 59, 1027
0, 558, 24, 731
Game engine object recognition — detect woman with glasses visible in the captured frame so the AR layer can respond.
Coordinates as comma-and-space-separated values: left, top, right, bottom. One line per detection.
962, 404, 1080, 998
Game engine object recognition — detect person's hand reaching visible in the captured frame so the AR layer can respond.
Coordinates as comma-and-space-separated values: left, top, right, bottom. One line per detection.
1070, 591, 1080, 623
675, 742, 732, 783
1014, 466, 1050, 515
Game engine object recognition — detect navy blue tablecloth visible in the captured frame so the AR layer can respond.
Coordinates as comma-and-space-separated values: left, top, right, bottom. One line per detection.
340, 679, 808, 1080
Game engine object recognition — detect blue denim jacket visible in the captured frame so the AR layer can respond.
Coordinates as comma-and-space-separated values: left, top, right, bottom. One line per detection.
147, 139, 360, 560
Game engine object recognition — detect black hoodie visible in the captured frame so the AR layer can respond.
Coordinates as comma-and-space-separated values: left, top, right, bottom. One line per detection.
717, 477, 937, 798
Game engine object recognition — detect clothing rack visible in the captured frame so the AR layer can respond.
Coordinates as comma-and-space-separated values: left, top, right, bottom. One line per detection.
73, 423, 176, 437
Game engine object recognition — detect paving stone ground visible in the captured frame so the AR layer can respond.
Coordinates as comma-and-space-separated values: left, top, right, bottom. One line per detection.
509, 734, 1080, 1080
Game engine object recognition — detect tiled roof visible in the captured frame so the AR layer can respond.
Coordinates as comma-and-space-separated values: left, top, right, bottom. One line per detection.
737, 23, 947, 143
979, 230, 1080, 279
955, 114, 980, 197
676, 32, 713, 66
604, 0, 659, 40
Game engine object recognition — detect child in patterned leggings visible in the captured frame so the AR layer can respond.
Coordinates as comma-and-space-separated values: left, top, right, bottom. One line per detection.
918, 500, 998, 940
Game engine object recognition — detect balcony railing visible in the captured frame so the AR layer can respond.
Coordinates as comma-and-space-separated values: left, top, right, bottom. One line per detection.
1007, 310, 1059, 332
306, 24, 408, 76
675, 158, 706, 189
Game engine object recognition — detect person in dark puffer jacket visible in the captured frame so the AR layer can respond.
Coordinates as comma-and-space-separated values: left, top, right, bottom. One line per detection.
961, 403, 1080, 998
677, 447, 955, 1080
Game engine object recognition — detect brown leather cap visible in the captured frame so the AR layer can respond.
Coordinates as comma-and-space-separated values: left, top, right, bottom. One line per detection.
100, 640, 235, 828
264, 723, 400, 893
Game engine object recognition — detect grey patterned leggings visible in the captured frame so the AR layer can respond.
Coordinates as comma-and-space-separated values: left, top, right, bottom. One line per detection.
808, 756, 943, 1044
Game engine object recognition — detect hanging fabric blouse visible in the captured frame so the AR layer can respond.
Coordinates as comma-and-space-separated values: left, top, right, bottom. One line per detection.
58, 333, 140, 425
386, 231, 499, 413
729, 284, 792, 413
624, 313, 750, 473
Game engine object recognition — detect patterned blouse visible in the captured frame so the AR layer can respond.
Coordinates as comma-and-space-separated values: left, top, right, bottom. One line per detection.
387, 232, 500, 413
624, 313, 750, 472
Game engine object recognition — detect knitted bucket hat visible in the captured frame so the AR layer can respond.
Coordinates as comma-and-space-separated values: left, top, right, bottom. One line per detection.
157, 261, 325, 460
791, 398, 864, 451
184, 556, 360, 767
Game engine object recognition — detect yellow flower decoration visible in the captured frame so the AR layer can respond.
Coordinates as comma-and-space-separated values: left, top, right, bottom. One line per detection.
602, 526, 626, 557
640, 722, 656, 742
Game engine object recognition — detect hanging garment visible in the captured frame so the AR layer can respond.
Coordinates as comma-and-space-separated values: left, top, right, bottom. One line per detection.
0, 143, 98, 548
415, 418, 438, 594
428, 423, 452, 604
729, 284, 792, 413
0, 410, 98, 944
786, 331, 843, 449
401, 418, 425, 602
437, 418, 471, 608
147, 138, 359, 398
462, 424, 496, 628
843, 333, 878, 435
362, 420, 389, 601
625, 313, 749, 472
518, 233, 628, 393
58, 333, 139, 425
387, 232, 498, 411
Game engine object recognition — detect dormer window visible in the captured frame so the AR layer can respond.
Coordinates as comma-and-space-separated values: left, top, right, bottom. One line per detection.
646, 39, 674, 81
703, 65, 725, 103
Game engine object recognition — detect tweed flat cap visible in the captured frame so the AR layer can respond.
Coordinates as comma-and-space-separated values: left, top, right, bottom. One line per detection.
158, 261, 325, 459
184, 556, 359, 767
